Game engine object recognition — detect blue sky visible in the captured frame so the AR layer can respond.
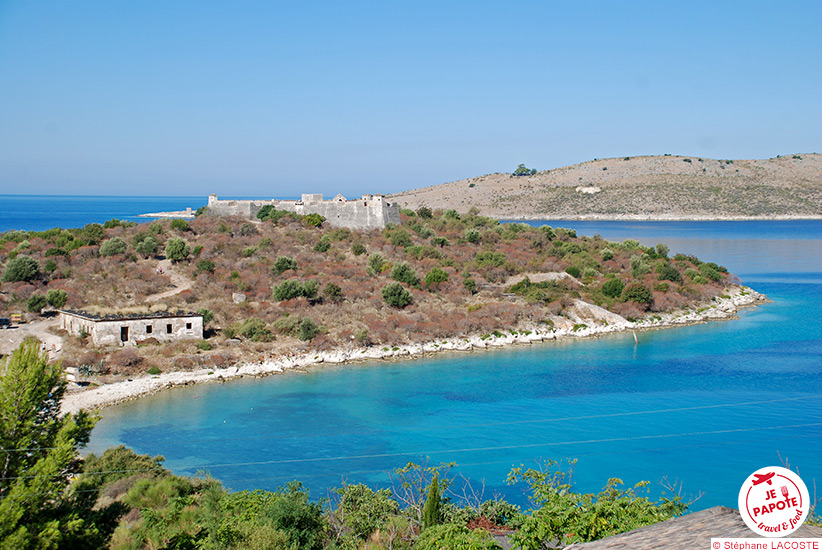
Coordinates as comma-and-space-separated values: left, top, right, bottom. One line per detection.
0, 1, 819, 197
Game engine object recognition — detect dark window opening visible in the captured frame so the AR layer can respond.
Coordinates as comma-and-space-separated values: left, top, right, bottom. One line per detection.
120, 327, 129, 342
166, 323, 172, 334
146, 325, 152, 334
186, 322, 192, 330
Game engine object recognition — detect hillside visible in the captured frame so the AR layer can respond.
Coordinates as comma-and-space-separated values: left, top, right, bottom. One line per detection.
389, 154, 822, 219
0, 210, 759, 384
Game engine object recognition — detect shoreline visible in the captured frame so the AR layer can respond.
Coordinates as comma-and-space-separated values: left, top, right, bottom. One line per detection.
61, 286, 767, 415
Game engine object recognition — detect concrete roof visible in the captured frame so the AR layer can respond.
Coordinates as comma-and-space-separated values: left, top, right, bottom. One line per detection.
564, 507, 822, 549
59, 309, 202, 322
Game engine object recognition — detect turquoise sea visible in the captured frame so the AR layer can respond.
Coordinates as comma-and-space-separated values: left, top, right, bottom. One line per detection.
3, 196, 819, 511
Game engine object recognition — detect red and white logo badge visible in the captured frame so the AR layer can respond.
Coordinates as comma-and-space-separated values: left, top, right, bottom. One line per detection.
738, 466, 810, 537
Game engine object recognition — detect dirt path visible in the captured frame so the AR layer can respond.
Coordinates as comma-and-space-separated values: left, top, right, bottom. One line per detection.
145, 259, 194, 302
0, 316, 63, 361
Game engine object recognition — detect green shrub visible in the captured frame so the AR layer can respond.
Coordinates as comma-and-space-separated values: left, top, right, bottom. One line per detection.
416, 206, 433, 219
44, 259, 57, 273
656, 264, 682, 283
332, 483, 399, 543
147, 366, 161, 375
242, 246, 257, 257
27, 294, 47, 313
699, 263, 722, 282
382, 283, 413, 308
464, 228, 481, 244
390, 262, 420, 287
352, 243, 367, 256
513, 163, 537, 176
46, 289, 67, 308
431, 236, 449, 248
165, 237, 190, 262
3, 255, 40, 282
298, 318, 320, 341
600, 248, 614, 261
323, 283, 342, 303
273, 256, 297, 275
197, 308, 214, 326
196, 259, 215, 274
225, 318, 272, 342
424, 267, 449, 290
368, 253, 386, 274
416, 523, 502, 549
621, 281, 653, 306
99, 237, 127, 257
387, 228, 412, 247
313, 237, 330, 253
169, 218, 190, 231
272, 279, 319, 301
197, 340, 212, 351
601, 278, 625, 298
463, 277, 477, 294
565, 266, 581, 278
475, 251, 506, 268
630, 254, 649, 278
134, 236, 158, 257
302, 213, 325, 227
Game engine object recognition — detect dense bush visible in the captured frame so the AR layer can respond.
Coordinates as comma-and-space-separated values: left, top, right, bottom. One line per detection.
99, 237, 127, 257
165, 237, 190, 262
27, 294, 47, 313
424, 267, 449, 290
382, 283, 413, 308
196, 259, 215, 274
391, 262, 420, 287
169, 218, 190, 232
621, 281, 653, 306
223, 318, 272, 342
2, 255, 40, 282
656, 263, 682, 283
272, 279, 319, 301
416, 523, 502, 549
46, 289, 67, 308
273, 256, 297, 275
601, 278, 625, 299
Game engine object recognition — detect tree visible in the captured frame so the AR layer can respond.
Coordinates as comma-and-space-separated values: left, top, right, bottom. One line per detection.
26, 294, 47, 314
2, 255, 40, 283
45, 289, 67, 308
0, 340, 96, 549
99, 237, 127, 257
422, 474, 442, 530
382, 283, 413, 309
134, 235, 158, 258
513, 163, 537, 176
165, 237, 190, 262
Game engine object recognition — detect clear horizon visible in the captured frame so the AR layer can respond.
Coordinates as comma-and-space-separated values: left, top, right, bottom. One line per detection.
1, 1, 819, 197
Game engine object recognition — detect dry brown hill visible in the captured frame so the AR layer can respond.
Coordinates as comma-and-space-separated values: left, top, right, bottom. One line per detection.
389, 153, 822, 219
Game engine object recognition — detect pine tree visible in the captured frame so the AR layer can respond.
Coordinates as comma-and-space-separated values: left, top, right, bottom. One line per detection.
0, 339, 97, 548
422, 474, 441, 531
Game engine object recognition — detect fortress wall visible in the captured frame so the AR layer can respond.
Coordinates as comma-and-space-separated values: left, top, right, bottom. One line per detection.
204, 195, 400, 229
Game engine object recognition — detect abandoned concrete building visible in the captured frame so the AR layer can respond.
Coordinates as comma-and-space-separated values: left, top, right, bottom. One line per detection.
59, 310, 203, 346
205, 193, 401, 230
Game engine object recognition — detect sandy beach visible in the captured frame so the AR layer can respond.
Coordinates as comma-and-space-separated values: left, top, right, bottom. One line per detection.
61, 285, 766, 415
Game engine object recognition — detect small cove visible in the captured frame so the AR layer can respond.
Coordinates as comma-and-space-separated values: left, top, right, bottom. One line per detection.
86, 220, 822, 510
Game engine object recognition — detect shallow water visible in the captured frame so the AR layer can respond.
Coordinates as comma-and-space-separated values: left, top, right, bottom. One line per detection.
87, 220, 822, 510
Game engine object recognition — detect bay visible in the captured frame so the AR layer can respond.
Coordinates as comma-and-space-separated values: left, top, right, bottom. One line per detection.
86, 219, 822, 511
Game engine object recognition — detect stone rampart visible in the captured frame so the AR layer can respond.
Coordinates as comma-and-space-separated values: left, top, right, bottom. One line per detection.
205, 194, 400, 230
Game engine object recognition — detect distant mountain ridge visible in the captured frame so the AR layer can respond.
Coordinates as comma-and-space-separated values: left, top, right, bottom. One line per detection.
389, 153, 822, 219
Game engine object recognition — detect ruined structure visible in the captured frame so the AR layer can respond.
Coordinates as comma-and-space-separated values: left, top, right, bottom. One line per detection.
59, 310, 203, 346
205, 193, 401, 230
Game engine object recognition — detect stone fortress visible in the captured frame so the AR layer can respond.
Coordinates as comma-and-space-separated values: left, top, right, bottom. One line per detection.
205, 193, 401, 230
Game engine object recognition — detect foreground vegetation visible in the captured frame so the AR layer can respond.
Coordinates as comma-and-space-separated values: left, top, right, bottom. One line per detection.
1, 340, 694, 549
0, 206, 734, 380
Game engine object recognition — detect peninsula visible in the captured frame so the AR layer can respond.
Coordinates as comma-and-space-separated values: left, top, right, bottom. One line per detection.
0, 206, 765, 412
389, 154, 822, 220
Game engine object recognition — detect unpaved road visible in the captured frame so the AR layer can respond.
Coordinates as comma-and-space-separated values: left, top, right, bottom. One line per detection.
0, 316, 63, 361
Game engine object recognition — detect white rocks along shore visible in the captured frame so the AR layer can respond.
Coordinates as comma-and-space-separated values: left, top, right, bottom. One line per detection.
61, 286, 766, 415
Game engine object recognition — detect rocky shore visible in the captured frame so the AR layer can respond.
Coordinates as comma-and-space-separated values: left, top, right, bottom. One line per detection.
61, 286, 767, 415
